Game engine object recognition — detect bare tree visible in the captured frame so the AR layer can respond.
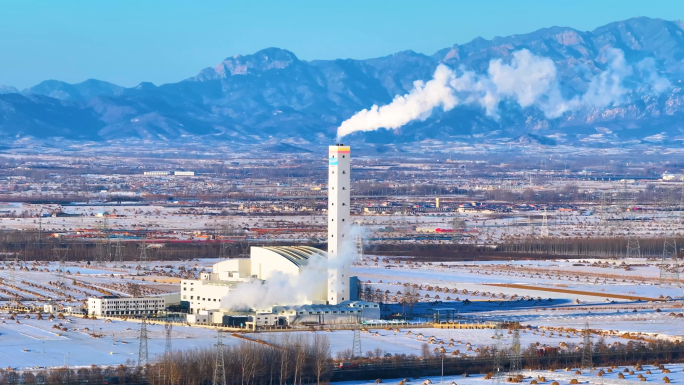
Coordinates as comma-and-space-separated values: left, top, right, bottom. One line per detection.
313, 334, 331, 385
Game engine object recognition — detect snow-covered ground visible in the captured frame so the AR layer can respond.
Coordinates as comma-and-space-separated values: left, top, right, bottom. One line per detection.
0, 315, 228, 370
249, 327, 628, 358
335, 364, 684, 385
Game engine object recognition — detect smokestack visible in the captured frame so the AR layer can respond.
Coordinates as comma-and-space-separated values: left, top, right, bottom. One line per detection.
327, 144, 351, 305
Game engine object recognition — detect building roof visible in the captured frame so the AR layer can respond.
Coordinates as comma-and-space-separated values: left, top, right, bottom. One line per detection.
258, 246, 326, 267
258, 301, 378, 314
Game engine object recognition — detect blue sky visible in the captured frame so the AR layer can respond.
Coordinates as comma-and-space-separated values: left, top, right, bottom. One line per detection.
2, 0, 683, 89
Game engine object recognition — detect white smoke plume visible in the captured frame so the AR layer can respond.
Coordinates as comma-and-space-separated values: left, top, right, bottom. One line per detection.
336, 48, 671, 139
220, 226, 366, 311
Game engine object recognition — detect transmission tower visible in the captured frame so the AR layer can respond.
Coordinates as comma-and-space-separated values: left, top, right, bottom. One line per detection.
53, 246, 69, 298
528, 214, 535, 238
581, 321, 593, 371
217, 220, 232, 259
308, 199, 318, 244
8, 256, 16, 287
165, 321, 173, 357
597, 190, 612, 238
355, 234, 363, 259
510, 323, 522, 374
114, 239, 124, 267
104, 214, 111, 262
138, 318, 149, 367
213, 330, 226, 385
400, 202, 408, 227
622, 180, 641, 259
352, 327, 362, 358
94, 211, 110, 267
452, 215, 465, 243
540, 208, 549, 238
660, 189, 681, 286
38, 209, 43, 246
137, 235, 148, 275
493, 323, 504, 385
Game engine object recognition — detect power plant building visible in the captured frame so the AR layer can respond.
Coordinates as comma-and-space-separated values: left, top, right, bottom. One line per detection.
180, 144, 377, 327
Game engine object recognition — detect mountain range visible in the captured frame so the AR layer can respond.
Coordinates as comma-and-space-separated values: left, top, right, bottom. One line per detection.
3, 16, 684, 146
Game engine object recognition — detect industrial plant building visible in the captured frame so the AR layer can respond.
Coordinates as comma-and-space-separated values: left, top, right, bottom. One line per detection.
88, 296, 166, 317
180, 145, 380, 327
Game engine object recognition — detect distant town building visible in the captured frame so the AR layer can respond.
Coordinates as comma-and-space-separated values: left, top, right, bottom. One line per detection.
662, 172, 682, 181
143, 171, 171, 176
142, 170, 195, 176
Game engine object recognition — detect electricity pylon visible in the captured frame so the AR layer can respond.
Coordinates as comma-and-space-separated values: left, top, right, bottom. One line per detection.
137, 235, 148, 275
622, 180, 640, 259
213, 330, 226, 385
540, 208, 549, 238
660, 190, 680, 286
53, 246, 69, 298
452, 215, 465, 243
165, 321, 173, 357
510, 323, 522, 374
352, 327, 362, 358
138, 318, 149, 368
493, 324, 504, 385
114, 239, 124, 267
581, 321, 593, 371
355, 234, 363, 259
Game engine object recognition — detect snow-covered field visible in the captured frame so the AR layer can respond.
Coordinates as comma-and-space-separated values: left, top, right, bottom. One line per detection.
0, 315, 226, 369
1, 256, 682, 370
337, 364, 684, 385
249, 327, 628, 358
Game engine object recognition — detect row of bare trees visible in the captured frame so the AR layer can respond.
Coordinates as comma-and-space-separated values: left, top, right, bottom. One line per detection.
0, 335, 331, 385
150, 334, 331, 385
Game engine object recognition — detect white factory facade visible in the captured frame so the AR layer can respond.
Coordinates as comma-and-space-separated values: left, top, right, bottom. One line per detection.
180, 144, 380, 326
87, 296, 166, 317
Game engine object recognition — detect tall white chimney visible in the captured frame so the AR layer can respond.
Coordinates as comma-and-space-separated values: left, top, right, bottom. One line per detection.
327, 144, 351, 305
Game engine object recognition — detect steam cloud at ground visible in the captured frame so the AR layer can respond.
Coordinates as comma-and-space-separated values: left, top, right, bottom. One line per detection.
336, 48, 670, 139
221, 226, 366, 311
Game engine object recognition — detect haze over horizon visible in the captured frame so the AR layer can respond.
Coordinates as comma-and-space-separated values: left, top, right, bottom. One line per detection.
3, 0, 684, 89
